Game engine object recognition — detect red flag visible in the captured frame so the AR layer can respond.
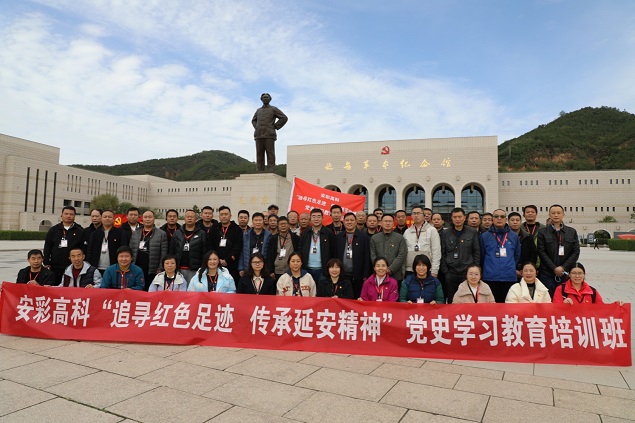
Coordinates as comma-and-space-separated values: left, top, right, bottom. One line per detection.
289, 178, 366, 225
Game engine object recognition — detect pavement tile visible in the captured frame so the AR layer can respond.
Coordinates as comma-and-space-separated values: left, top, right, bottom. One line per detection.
400, 410, 474, 422
45, 371, 158, 409
296, 367, 396, 401
0, 380, 55, 417
554, 389, 635, 420
169, 346, 255, 370
82, 351, 174, 378
138, 362, 239, 395
621, 370, 635, 389
482, 396, 601, 423
454, 374, 553, 405
34, 341, 121, 363
299, 352, 382, 374
210, 406, 300, 422
251, 348, 315, 362
0, 335, 71, 353
599, 417, 635, 423
204, 375, 314, 416
0, 397, 123, 423
356, 354, 426, 368
535, 364, 629, 388
0, 347, 47, 371
381, 380, 488, 422
225, 356, 319, 385
503, 372, 599, 394
370, 362, 460, 389
106, 386, 231, 423
598, 385, 635, 400
0, 358, 97, 389
452, 359, 534, 375
284, 391, 406, 423
422, 361, 503, 380
108, 342, 198, 357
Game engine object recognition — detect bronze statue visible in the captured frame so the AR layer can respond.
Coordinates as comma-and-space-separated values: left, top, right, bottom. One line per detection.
251, 93, 288, 171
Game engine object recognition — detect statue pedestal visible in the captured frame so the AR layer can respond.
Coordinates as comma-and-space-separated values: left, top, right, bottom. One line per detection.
231, 173, 292, 215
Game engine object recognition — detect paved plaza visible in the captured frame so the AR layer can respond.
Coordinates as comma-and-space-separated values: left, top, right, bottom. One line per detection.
0, 241, 633, 422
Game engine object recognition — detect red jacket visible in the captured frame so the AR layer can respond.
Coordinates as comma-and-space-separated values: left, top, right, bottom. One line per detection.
552, 280, 603, 304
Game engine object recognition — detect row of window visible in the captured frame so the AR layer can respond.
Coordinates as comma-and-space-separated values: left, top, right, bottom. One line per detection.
505, 205, 635, 214
24, 168, 57, 214
501, 178, 633, 187
159, 186, 232, 194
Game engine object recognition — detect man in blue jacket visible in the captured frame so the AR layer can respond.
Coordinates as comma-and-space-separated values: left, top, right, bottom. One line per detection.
480, 209, 520, 303
101, 246, 145, 290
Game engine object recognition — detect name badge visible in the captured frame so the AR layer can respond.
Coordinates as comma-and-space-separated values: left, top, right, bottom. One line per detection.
346, 248, 353, 259
252, 247, 259, 254
417, 298, 424, 304
183, 242, 190, 251
558, 245, 565, 256
453, 252, 459, 259
219, 238, 227, 247
59, 239, 68, 248
101, 243, 108, 253
279, 248, 286, 258
312, 247, 317, 254
499, 247, 507, 257
414, 244, 420, 252
139, 240, 146, 250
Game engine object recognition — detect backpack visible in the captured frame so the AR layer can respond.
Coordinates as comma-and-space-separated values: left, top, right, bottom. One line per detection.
560, 283, 596, 303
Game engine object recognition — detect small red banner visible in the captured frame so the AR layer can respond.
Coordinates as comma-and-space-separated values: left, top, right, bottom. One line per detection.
0, 283, 630, 366
289, 177, 366, 226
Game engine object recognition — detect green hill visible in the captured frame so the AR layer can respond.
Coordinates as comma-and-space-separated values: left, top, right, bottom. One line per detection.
498, 106, 635, 172
72, 150, 286, 180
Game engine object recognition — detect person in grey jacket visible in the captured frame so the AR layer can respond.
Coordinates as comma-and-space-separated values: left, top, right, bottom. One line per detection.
370, 214, 407, 281
440, 208, 481, 303
129, 210, 168, 291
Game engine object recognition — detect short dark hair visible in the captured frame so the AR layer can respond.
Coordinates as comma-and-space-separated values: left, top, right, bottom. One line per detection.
102, 209, 115, 216
366, 214, 378, 221
62, 206, 76, 214
277, 216, 289, 223
451, 207, 466, 216
482, 212, 493, 218
330, 204, 342, 213
381, 213, 394, 220
127, 207, 139, 214
90, 208, 103, 215
343, 212, 356, 220
326, 258, 343, 269
287, 210, 299, 217
237, 209, 249, 217
68, 247, 84, 255
412, 254, 432, 277
219, 206, 232, 213
202, 206, 214, 212
267, 204, 279, 211
252, 212, 265, 220
467, 211, 481, 218
423, 207, 433, 213
549, 204, 564, 212
571, 262, 586, 273
116, 246, 133, 257
27, 249, 43, 259
508, 212, 522, 220
310, 208, 323, 216
395, 210, 407, 216
523, 205, 538, 214
166, 209, 178, 218
373, 208, 383, 214
268, 214, 278, 221
411, 205, 424, 213
161, 254, 178, 267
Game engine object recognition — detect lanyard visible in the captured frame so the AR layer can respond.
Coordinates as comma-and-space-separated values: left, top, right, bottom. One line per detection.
29, 270, 40, 281
332, 224, 342, 235
164, 275, 175, 291
118, 269, 129, 289
311, 231, 319, 246
494, 232, 508, 247
253, 231, 264, 249
142, 228, 152, 241
414, 224, 423, 243
292, 276, 303, 296
279, 233, 289, 249
332, 281, 340, 296
207, 273, 218, 292
468, 283, 480, 303
220, 225, 229, 239
375, 277, 385, 299
183, 230, 194, 241
346, 233, 354, 248
252, 276, 263, 294
524, 223, 536, 236
557, 231, 563, 245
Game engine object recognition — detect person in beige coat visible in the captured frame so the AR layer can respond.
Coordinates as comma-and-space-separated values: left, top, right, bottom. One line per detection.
505, 262, 551, 303
453, 264, 496, 304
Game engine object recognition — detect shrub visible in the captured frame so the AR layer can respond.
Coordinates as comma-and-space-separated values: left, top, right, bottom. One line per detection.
608, 239, 635, 251
0, 231, 47, 241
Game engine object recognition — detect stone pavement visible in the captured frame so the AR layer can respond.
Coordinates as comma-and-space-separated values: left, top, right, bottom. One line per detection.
0, 242, 634, 422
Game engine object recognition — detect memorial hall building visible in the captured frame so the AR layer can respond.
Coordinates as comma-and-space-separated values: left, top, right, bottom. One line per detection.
1, 133, 634, 236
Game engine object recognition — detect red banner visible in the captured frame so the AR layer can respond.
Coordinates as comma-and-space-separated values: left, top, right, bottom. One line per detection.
289, 177, 366, 225
0, 283, 630, 366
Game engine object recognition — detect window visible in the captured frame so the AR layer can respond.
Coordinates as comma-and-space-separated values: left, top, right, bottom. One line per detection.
461, 185, 484, 214
404, 185, 425, 212
432, 186, 455, 216
377, 186, 397, 214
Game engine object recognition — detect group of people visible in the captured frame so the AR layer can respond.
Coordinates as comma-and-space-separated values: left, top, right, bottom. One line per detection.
15, 202, 618, 306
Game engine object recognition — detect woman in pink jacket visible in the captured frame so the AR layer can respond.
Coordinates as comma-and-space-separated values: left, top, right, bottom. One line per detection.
359, 257, 399, 302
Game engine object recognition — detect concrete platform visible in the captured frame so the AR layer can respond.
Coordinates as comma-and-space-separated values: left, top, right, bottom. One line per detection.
0, 244, 633, 422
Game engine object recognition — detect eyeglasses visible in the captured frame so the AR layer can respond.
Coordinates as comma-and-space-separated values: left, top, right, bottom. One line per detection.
493, 215, 506, 219
251, 261, 264, 265
411, 212, 423, 215
569, 271, 584, 275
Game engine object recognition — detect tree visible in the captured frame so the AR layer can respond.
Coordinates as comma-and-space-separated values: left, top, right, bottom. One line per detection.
192, 205, 201, 214
598, 216, 617, 223
117, 202, 135, 215
594, 229, 611, 239
90, 194, 119, 212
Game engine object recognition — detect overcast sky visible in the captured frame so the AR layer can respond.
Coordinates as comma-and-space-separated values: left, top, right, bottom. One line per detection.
1, 1, 634, 165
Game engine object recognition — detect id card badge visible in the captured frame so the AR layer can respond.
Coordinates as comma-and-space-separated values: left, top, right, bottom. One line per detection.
558, 245, 565, 256
346, 247, 353, 259
101, 243, 108, 253
414, 244, 420, 252
219, 238, 227, 247
139, 240, 146, 250
59, 238, 68, 248
453, 252, 459, 259
279, 248, 286, 258
183, 242, 190, 252
312, 246, 317, 254
417, 298, 424, 304
252, 247, 259, 254
499, 247, 507, 257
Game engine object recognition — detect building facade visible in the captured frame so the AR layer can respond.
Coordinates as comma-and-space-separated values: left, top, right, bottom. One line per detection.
1, 133, 633, 236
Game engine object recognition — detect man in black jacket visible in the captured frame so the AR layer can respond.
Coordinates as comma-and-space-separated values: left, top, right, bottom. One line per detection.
87, 210, 126, 275
266, 216, 300, 281
537, 204, 580, 297
440, 208, 481, 303
16, 249, 56, 286
43, 206, 85, 284
214, 206, 243, 283
299, 208, 336, 282
170, 209, 206, 285
160, 209, 181, 244
335, 212, 371, 298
